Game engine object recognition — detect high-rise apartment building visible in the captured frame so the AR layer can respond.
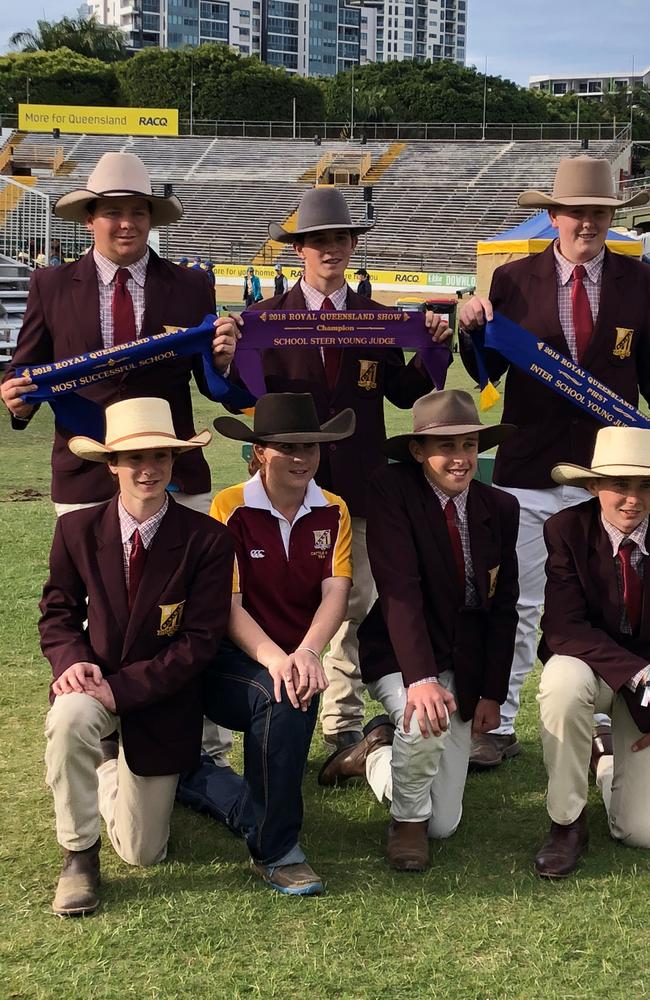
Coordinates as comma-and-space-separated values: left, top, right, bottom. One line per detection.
89, 0, 467, 76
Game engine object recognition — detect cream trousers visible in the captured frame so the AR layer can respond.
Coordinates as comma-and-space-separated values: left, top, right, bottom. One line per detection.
538, 654, 650, 847
365, 671, 472, 838
45, 692, 178, 865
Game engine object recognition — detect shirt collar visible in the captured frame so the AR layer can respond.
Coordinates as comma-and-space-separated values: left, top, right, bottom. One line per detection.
427, 477, 470, 519
118, 493, 168, 546
553, 240, 605, 286
93, 247, 149, 288
300, 277, 348, 311
600, 512, 649, 557
243, 470, 327, 521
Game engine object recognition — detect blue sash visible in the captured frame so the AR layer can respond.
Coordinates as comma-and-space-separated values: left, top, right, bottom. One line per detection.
471, 311, 650, 429
18, 316, 255, 437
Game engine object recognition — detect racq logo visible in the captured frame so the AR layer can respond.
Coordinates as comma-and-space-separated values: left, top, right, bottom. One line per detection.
138, 116, 168, 126
395, 274, 419, 283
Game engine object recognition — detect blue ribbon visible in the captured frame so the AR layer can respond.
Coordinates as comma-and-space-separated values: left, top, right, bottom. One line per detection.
471, 311, 650, 429
18, 315, 256, 436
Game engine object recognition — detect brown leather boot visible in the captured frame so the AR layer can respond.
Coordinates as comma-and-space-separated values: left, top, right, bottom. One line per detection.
52, 837, 101, 917
534, 809, 588, 878
386, 819, 429, 872
318, 715, 395, 787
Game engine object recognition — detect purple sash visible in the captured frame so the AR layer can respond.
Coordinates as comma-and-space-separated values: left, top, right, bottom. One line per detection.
235, 308, 451, 396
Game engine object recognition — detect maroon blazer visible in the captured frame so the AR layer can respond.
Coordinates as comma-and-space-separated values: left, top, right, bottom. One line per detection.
539, 498, 650, 733
4, 250, 216, 504
358, 464, 520, 721
244, 283, 435, 517
39, 496, 234, 775
459, 244, 650, 490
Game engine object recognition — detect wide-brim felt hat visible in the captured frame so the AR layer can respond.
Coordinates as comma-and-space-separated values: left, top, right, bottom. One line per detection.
69, 397, 211, 463
552, 427, 650, 485
269, 187, 374, 243
213, 392, 356, 444
383, 389, 517, 463
518, 155, 649, 210
54, 152, 184, 227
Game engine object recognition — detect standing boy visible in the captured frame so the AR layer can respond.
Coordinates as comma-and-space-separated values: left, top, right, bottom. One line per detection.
40, 398, 234, 916
320, 390, 520, 870
535, 427, 650, 877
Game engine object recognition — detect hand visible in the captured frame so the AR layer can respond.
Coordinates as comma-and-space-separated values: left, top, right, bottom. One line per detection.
290, 648, 328, 711
267, 655, 300, 710
1, 375, 37, 419
424, 310, 452, 343
211, 314, 243, 374
403, 681, 457, 738
52, 661, 103, 697
472, 698, 500, 738
458, 296, 493, 331
632, 732, 650, 752
84, 678, 117, 713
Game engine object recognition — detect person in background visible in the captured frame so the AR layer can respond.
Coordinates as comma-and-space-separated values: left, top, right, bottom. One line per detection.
243, 265, 263, 306
354, 267, 372, 298
274, 262, 289, 295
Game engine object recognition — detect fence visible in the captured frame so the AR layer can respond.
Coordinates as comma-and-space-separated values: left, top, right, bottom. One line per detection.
0, 176, 51, 267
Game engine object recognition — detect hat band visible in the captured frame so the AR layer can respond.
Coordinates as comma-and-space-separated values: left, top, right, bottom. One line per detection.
105, 431, 182, 447
86, 187, 155, 198
413, 419, 479, 433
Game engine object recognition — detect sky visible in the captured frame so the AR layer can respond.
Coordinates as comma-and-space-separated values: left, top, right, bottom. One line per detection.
1, 0, 649, 87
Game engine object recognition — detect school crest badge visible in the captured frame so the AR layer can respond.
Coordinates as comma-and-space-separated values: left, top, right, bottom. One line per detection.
157, 600, 185, 637
613, 328, 634, 359
358, 359, 378, 390
313, 529, 332, 551
487, 566, 500, 599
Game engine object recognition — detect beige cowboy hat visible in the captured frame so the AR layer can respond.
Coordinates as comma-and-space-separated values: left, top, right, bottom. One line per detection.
383, 389, 517, 463
269, 187, 374, 243
518, 156, 649, 210
552, 426, 650, 485
54, 152, 184, 226
213, 392, 356, 444
69, 397, 211, 464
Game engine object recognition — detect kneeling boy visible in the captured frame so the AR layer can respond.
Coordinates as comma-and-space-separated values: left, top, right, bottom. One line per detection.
40, 398, 234, 916
319, 389, 520, 871
536, 426, 650, 878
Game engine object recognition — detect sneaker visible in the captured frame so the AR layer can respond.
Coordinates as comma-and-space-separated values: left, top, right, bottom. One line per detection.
251, 860, 324, 896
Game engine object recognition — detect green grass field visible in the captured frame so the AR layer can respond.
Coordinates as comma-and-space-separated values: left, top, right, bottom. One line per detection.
1, 366, 649, 1000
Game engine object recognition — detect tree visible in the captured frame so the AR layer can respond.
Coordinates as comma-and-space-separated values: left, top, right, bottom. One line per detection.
9, 15, 128, 63
0, 49, 119, 114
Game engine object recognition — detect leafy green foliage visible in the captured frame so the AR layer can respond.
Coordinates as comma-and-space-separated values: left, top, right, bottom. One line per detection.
9, 15, 128, 63
0, 48, 118, 113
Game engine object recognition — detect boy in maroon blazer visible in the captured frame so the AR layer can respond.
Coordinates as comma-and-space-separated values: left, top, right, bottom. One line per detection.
535, 427, 650, 878
320, 390, 520, 870
40, 397, 233, 916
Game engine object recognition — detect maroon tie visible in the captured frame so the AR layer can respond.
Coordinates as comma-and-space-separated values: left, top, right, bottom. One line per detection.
618, 542, 642, 633
112, 268, 137, 346
571, 264, 593, 364
128, 528, 147, 610
321, 296, 342, 389
444, 499, 466, 593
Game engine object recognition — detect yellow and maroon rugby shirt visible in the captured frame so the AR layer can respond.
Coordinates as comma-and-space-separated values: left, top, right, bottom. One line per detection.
210, 472, 352, 653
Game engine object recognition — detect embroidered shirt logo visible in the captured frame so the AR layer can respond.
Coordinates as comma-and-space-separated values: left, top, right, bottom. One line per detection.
250, 549, 266, 559
358, 359, 378, 390
157, 600, 185, 637
613, 327, 634, 359
313, 529, 331, 551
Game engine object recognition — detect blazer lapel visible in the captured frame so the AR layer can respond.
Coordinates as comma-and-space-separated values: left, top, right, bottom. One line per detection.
418, 475, 464, 598
96, 497, 129, 637
582, 248, 622, 370
587, 510, 621, 635
640, 523, 650, 640
466, 485, 492, 606
141, 251, 173, 337
529, 245, 570, 356
121, 500, 186, 659
69, 253, 103, 355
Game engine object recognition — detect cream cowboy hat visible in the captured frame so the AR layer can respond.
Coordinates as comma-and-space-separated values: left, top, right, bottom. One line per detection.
269, 187, 374, 243
69, 397, 211, 464
552, 427, 650, 485
383, 389, 516, 463
54, 153, 183, 226
518, 156, 649, 210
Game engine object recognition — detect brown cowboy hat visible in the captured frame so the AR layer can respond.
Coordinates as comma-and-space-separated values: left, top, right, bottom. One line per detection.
269, 187, 374, 243
383, 389, 516, 463
213, 392, 356, 444
54, 152, 183, 227
518, 156, 649, 210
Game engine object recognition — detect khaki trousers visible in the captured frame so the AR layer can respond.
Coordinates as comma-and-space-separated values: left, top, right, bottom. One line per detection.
321, 516, 377, 737
365, 671, 472, 838
45, 693, 178, 865
53, 491, 233, 764
538, 655, 650, 847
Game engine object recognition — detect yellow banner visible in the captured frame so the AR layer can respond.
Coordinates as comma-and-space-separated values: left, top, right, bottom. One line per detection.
18, 104, 179, 137
214, 264, 475, 288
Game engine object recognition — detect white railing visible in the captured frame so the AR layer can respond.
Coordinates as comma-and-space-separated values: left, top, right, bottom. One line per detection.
0, 176, 51, 267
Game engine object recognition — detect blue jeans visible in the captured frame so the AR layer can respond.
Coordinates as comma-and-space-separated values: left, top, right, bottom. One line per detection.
177, 644, 318, 867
